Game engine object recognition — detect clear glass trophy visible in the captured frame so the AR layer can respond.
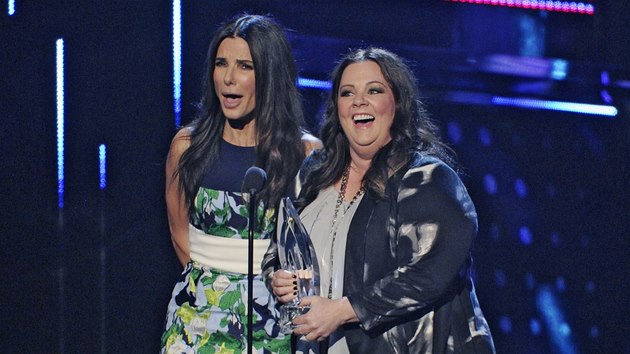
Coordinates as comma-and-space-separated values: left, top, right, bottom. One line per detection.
277, 197, 320, 334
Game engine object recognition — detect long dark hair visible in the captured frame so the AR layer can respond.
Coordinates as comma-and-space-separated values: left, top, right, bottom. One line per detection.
177, 14, 305, 209
298, 47, 453, 207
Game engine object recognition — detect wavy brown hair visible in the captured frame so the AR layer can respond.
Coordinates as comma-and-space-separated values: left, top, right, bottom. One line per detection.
297, 47, 453, 207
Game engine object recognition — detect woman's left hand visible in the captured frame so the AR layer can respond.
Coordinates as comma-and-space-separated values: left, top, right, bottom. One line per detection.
292, 296, 358, 342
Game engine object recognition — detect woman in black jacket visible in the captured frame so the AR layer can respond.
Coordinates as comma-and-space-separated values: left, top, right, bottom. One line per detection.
265, 47, 495, 353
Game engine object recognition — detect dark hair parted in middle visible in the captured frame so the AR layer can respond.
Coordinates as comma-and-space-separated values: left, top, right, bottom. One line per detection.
176, 14, 306, 209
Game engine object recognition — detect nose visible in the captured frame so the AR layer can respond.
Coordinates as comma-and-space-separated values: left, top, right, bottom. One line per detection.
352, 92, 367, 107
223, 66, 235, 85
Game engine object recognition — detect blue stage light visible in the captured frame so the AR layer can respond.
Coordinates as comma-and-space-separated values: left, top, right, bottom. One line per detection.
490, 223, 501, 242
589, 326, 599, 338
478, 127, 492, 146
492, 96, 618, 117
519, 226, 533, 245
515, 178, 527, 198
99, 144, 106, 190
556, 276, 566, 292
8, 0, 15, 15
172, 0, 181, 127
443, 0, 595, 15
525, 272, 536, 290
550, 59, 568, 80
530, 318, 542, 335
447, 121, 463, 144
56, 39, 65, 208
536, 285, 578, 354
551, 233, 564, 249
585, 281, 595, 293
484, 174, 498, 195
494, 269, 507, 288
498, 316, 512, 334
297, 77, 332, 90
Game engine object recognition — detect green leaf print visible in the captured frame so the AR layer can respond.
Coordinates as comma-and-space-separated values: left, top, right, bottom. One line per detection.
197, 345, 215, 354
207, 189, 219, 199
191, 267, 203, 282
237, 302, 246, 318
219, 316, 229, 329
196, 194, 205, 212
214, 203, 230, 219
161, 321, 184, 347
218, 289, 242, 311
208, 223, 236, 237
176, 303, 198, 324
196, 332, 214, 354
265, 336, 291, 354
208, 331, 243, 353
239, 204, 248, 217
201, 273, 217, 287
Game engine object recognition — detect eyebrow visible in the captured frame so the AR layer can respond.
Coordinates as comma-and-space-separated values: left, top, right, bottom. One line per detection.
339, 80, 386, 89
215, 57, 254, 65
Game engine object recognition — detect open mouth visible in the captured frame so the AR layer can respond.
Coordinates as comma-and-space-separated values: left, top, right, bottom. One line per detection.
222, 93, 243, 107
353, 114, 375, 125
223, 93, 242, 100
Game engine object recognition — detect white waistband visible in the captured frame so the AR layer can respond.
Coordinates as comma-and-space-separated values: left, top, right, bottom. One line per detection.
188, 224, 271, 274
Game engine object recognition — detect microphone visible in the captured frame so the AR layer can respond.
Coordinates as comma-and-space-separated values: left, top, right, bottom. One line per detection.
241, 166, 267, 195
241, 166, 267, 354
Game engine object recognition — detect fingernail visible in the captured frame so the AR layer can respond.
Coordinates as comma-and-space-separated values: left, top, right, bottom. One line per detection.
292, 274, 297, 279
293, 291, 297, 296
293, 286, 298, 291
292, 281, 297, 285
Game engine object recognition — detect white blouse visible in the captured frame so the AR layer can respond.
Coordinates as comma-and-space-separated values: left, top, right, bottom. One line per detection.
298, 185, 364, 354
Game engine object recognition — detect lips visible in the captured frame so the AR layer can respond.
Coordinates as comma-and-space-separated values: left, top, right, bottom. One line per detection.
222, 93, 242, 109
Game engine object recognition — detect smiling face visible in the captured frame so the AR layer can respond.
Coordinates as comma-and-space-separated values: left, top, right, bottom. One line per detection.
213, 37, 256, 120
337, 60, 396, 160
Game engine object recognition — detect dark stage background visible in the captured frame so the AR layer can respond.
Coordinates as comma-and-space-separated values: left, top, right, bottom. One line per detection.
1, 1, 629, 353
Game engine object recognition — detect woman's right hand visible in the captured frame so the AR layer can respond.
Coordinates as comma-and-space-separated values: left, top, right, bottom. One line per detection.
271, 269, 298, 303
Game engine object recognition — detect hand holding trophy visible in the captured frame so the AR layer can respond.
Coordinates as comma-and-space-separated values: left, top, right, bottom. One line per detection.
277, 197, 320, 334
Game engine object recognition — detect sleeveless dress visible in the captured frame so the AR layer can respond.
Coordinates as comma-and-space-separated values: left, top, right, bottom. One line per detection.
161, 140, 290, 354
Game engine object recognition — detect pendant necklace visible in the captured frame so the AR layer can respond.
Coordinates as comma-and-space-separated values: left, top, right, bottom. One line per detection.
327, 164, 364, 299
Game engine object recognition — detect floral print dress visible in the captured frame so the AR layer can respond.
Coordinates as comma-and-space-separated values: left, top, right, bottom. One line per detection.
161, 141, 289, 354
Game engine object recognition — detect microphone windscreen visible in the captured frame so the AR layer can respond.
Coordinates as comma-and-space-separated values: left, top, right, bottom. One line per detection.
241, 166, 267, 194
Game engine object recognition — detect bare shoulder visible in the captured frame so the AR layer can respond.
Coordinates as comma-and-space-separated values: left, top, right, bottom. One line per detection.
301, 132, 323, 157
169, 127, 193, 155
166, 127, 193, 170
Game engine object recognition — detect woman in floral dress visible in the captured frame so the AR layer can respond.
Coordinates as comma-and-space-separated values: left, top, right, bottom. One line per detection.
161, 14, 320, 353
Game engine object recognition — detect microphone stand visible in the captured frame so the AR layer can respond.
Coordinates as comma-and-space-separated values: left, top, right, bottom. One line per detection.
247, 188, 256, 354
242, 166, 266, 354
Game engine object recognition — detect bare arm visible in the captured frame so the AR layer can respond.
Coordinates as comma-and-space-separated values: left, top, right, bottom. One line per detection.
301, 132, 323, 157
165, 128, 192, 267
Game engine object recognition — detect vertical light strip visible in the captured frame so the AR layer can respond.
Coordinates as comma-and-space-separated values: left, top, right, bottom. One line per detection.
99, 143, 107, 352
173, 0, 182, 127
536, 285, 578, 354
98, 143, 107, 353
8, 0, 15, 15
99, 144, 106, 190
56, 39, 65, 208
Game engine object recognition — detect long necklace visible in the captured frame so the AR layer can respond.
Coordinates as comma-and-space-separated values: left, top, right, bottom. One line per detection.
327, 165, 364, 298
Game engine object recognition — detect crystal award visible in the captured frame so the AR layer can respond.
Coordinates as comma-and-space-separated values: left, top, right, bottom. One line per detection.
277, 197, 320, 334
